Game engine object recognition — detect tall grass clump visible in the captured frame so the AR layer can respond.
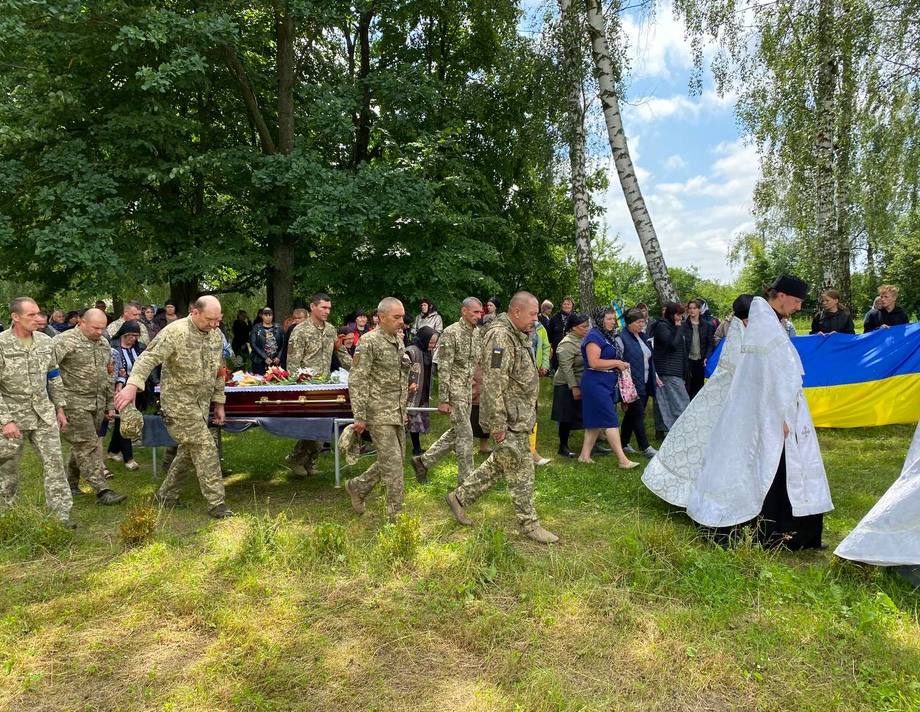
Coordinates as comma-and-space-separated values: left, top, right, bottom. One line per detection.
303, 521, 349, 564
235, 512, 288, 567
0, 505, 74, 558
375, 513, 421, 568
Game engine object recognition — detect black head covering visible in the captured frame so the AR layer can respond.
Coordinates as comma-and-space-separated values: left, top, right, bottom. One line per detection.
732, 294, 754, 320
114, 319, 142, 340
414, 326, 436, 367
420, 298, 437, 315
592, 306, 618, 342
770, 274, 808, 300
565, 313, 589, 332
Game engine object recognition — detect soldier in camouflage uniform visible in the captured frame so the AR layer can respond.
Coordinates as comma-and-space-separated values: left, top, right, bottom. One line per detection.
106, 300, 150, 344
54, 308, 127, 504
0, 298, 74, 526
284, 293, 352, 477
114, 296, 233, 518
445, 292, 559, 544
411, 297, 483, 486
344, 297, 411, 520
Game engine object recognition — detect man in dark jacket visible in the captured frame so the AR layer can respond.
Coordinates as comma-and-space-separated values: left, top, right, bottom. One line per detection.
864, 285, 910, 332
682, 299, 715, 398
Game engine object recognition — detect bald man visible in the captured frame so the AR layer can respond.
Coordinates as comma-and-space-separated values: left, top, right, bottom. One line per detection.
344, 297, 411, 520
54, 309, 127, 504
445, 292, 558, 544
115, 296, 233, 518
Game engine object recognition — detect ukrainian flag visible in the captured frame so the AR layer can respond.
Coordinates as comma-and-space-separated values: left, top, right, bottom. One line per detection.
798, 323, 920, 428
705, 322, 920, 428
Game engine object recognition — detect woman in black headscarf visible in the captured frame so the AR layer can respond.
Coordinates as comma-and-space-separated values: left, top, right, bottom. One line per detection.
406, 326, 439, 456
108, 320, 147, 471
577, 306, 639, 468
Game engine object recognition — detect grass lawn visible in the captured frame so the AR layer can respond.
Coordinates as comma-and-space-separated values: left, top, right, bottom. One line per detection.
0, 380, 917, 711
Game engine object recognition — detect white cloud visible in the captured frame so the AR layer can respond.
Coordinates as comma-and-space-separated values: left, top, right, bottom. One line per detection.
663, 154, 686, 171
620, 7, 696, 80
600, 138, 761, 282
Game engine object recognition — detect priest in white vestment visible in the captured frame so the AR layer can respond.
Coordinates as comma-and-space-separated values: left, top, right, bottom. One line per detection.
642, 294, 754, 507
686, 276, 833, 550
836, 422, 920, 568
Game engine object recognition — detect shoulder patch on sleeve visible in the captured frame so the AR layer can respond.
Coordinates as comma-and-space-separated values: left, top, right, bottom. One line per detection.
490, 347, 504, 369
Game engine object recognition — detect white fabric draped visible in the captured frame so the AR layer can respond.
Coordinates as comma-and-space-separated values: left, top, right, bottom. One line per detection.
685, 297, 833, 528
835, 422, 920, 566
642, 317, 745, 507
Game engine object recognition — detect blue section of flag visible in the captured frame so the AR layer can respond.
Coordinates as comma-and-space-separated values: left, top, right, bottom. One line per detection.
704, 322, 920, 385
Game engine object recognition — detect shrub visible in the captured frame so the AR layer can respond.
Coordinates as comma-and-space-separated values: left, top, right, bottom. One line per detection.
118, 504, 158, 548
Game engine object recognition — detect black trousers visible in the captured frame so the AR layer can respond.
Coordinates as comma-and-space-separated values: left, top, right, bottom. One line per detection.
687, 358, 705, 398
620, 395, 650, 450
758, 448, 824, 550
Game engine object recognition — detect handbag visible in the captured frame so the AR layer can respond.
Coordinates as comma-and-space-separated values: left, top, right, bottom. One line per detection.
618, 366, 639, 404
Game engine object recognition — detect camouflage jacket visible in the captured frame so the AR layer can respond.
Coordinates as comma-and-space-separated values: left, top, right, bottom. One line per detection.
349, 328, 410, 426
436, 319, 481, 405
286, 318, 351, 377
0, 329, 66, 428
106, 317, 149, 344
127, 317, 225, 418
53, 328, 115, 413
479, 313, 538, 434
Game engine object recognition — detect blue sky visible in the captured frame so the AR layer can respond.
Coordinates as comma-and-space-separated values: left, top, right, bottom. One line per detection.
520, 1, 757, 283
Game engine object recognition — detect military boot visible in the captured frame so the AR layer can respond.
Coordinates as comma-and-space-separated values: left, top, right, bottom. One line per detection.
345, 479, 365, 514
284, 455, 309, 478
445, 492, 472, 526
208, 504, 236, 519
524, 525, 559, 545
97, 489, 127, 505
411, 455, 429, 483
70, 485, 84, 497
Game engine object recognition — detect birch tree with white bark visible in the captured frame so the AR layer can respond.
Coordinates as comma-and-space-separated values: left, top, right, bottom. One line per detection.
558, 0, 596, 315
583, 0, 680, 305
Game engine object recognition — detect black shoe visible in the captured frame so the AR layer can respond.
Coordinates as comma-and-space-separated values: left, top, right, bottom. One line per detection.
592, 445, 611, 456
557, 448, 576, 458
655, 430, 665, 441
70, 485, 84, 496
61, 518, 77, 530
97, 489, 127, 506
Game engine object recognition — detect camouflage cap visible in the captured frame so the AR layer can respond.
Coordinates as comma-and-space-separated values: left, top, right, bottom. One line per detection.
0, 435, 21, 459
119, 404, 144, 441
338, 424, 362, 466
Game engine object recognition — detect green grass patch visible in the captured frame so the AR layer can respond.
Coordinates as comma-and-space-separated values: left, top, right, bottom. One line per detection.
0, 379, 917, 710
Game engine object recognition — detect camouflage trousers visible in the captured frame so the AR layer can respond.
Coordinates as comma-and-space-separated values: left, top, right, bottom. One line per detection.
454, 430, 538, 531
348, 424, 405, 519
0, 423, 73, 521
420, 400, 474, 485
61, 407, 109, 494
157, 414, 225, 509
287, 439, 320, 473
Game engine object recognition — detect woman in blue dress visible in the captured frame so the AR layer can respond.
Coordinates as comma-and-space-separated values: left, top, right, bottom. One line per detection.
577, 307, 640, 468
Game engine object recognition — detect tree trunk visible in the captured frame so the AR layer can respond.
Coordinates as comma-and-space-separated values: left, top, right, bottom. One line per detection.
583, 0, 678, 305
559, 0, 596, 315
815, 0, 837, 290
352, 5, 374, 167
269, 240, 295, 318
833, 46, 853, 306
169, 279, 199, 314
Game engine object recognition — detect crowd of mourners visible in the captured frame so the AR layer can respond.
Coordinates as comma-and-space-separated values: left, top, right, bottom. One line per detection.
0, 281, 913, 547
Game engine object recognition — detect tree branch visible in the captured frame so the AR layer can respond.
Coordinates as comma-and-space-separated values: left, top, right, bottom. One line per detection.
222, 46, 277, 155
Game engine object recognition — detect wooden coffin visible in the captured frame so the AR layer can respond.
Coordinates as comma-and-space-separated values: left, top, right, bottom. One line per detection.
223, 383, 351, 418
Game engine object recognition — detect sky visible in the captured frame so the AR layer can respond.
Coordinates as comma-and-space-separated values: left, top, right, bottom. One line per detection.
521, 1, 758, 283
